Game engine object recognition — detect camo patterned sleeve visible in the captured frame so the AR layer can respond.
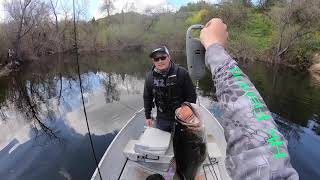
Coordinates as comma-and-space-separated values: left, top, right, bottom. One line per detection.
205, 44, 299, 180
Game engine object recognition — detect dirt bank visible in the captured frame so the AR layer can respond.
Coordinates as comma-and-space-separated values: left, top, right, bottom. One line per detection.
309, 53, 320, 74
310, 64, 320, 74
0, 64, 13, 77
309, 53, 320, 84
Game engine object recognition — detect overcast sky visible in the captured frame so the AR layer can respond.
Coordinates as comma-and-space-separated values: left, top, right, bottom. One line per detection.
0, 0, 220, 22
0, 1, 5, 22
89, 0, 220, 19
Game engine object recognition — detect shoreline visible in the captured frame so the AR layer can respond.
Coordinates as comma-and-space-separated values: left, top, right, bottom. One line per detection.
0, 63, 18, 78
0, 49, 318, 79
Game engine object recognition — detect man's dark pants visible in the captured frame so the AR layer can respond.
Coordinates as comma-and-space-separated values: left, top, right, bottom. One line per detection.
156, 117, 175, 133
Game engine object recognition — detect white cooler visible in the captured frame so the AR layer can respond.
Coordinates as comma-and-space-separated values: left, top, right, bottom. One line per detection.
123, 127, 173, 164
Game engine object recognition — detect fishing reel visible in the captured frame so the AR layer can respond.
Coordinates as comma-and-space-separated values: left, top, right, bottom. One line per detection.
186, 24, 206, 81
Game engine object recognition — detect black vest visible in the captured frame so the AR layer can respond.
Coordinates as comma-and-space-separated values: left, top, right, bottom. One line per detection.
152, 64, 183, 119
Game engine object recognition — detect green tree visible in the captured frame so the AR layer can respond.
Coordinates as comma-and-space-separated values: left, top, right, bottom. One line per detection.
269, 0, 320, 64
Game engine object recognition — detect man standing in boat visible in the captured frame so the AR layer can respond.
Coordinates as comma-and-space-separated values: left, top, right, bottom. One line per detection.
143, 46, 197, 132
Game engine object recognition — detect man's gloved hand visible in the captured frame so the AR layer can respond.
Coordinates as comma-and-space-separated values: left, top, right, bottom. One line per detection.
145, 118, 153, 127
200, 18, 228, 49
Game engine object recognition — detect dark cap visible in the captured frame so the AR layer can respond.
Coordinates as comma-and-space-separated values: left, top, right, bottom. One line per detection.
149, 46, 170, 58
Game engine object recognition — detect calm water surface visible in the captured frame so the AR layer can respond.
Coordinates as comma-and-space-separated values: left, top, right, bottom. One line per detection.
0, 52, 319, 180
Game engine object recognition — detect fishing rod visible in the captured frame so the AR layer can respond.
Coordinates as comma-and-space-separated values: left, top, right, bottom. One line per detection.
72, 0, 103, 179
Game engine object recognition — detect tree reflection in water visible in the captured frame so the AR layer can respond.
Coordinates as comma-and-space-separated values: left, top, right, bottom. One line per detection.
0, 51, 150, 141
0, 69, 93, 140
100, 72, 142, 105
197, 61, 320, 142
6, 75, 59, 139
102, 73, 120, 104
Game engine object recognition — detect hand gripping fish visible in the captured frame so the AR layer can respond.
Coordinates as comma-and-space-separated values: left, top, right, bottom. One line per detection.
173, 102, 207, 180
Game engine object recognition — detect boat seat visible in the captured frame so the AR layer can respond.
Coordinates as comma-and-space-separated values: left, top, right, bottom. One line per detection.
123, 140, 174, 165
134, 127, 171, 154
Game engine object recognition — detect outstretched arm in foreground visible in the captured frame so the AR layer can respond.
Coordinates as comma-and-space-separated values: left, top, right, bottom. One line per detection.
200, 18, 299, 179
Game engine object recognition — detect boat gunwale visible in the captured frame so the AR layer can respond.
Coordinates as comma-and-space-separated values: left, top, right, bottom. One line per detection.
200, 104, 224, 134
91, 108, 144, 180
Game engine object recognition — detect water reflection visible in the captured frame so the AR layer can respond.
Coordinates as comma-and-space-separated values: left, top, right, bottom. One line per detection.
273, 113, 303, 146
0, 52, 319, 179
0, 52, 151, 137
199, 60, 320, 179
199, 60, 320, 133
102, 74, 120, 103
0, 52, 149, 180
238, 61, 320, 131
99, 73, 142, 104
275, 113, 320, 179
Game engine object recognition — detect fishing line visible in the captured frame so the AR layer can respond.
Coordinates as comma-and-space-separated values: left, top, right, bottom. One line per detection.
72, 0, 103, 179
196, 80, 200, 107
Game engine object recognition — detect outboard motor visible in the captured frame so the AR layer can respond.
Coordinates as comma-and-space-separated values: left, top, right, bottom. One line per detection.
186, 24, 206, 81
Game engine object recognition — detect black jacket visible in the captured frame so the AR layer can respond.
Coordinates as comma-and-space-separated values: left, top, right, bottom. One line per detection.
143, 63, 196, 120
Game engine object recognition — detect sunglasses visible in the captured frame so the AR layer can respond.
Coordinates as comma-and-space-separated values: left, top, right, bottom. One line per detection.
153, 56, 167, 62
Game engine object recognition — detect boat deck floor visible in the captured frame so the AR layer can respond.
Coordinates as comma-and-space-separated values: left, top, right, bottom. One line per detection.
120, 156, 222, 180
